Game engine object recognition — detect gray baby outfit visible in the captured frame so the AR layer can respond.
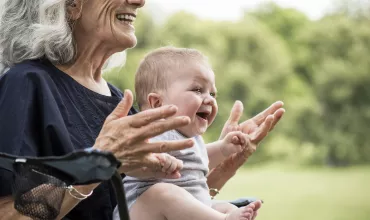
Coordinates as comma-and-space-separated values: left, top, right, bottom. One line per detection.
113, 130, 211, 219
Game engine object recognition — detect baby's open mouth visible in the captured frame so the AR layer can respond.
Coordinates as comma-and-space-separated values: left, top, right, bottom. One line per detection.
196, 112, 210, 120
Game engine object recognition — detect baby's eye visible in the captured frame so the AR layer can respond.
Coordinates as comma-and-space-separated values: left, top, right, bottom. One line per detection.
192, 88, 202, 93
210, 92, 216, 98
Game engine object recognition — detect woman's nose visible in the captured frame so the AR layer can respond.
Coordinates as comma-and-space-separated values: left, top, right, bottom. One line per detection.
127, 0, 145, 8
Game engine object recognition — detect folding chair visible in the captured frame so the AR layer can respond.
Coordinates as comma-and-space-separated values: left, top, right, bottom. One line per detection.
0, 150, 260, 220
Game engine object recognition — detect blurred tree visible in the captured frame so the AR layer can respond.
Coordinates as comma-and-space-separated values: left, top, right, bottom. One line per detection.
329, 0, 370, 20
104, 3, 370, 166
249, 2, 309, 45
295, 14, 370, 165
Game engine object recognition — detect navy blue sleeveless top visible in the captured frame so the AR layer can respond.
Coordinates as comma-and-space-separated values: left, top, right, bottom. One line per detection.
0, 59, 136, 220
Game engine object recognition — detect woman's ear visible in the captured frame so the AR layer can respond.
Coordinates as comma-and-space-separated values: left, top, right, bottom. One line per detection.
147, 93, 163, 109
67, 0, 84, 21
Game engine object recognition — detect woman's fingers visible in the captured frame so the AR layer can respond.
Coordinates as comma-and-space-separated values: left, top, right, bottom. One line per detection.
139, 139, 194, 155
135, 116, 191, 141
219, 101, 243, 140
252, 101, 284, 125
129, 105, 179, 128
269, 108, 285, 131
227, 100, 244, 125
251, 115, 274, 143
105, 90, 134, 122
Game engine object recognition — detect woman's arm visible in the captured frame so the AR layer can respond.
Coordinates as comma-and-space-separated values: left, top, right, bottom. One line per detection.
0, 183, 98, 220
206, 148, 251, 197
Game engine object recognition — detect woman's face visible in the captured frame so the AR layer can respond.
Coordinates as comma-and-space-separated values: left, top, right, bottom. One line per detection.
73, 0, 145, 52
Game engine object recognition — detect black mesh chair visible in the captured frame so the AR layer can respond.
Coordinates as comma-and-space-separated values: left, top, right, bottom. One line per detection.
0, 150, 260, 220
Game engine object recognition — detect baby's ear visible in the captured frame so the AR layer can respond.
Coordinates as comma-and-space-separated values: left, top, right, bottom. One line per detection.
147, 93, 163, 108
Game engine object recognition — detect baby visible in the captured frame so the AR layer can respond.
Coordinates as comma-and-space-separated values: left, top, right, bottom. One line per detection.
113, 47, 261, 220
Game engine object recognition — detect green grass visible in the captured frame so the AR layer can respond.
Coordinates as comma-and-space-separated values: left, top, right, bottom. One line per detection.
217, 165, 370, 220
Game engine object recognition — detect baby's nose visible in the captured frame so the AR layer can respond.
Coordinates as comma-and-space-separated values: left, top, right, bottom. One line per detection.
203, 96, 215, 105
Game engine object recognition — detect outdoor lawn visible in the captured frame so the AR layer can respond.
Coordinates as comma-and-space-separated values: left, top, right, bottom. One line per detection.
217, 165, 370, 220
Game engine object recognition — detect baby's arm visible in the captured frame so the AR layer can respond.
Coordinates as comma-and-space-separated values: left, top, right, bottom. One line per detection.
125, 153, 183, 179
206, 131, 248, 169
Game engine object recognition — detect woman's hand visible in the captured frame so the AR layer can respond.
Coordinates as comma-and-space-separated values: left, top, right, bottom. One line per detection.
93, 90, 194, 176
220, 100, 285, 168
207, 101, 285, 192
219, 100, 285, 142
219, 100, 285, 171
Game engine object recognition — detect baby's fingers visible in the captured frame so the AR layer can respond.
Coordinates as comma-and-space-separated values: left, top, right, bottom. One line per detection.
231, 136, 240, 145
228, 131, 247, 145
167, 157, 183, 174
159, 154, 183, 174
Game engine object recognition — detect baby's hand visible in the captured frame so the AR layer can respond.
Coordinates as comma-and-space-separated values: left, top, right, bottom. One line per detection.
220, 131, 250, 157
155, 153, 183, 179
125, 153, 183, 179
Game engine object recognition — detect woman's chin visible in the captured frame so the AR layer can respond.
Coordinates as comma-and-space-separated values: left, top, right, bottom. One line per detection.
120, 37, 137, 49
113, 32, 137, 49
123, 35, 137, 48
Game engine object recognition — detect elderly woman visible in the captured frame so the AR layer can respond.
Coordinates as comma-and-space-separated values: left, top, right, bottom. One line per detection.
0, 0, 284, 220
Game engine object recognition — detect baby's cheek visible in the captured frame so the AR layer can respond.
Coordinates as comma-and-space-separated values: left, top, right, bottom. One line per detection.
213, 100, 218, 113
209, 103, 218, 124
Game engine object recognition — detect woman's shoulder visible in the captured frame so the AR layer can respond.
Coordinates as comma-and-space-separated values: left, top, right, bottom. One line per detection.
1, 59, 55, 84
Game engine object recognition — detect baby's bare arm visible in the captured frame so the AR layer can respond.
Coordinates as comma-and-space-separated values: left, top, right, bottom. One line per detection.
207, 131, 247, 169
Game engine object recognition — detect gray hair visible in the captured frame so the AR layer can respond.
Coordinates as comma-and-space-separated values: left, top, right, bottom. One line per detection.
0, 0, 126, 75
0, 0, 74, 74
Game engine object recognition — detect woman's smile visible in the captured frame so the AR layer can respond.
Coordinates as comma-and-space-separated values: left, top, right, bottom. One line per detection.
116, 13, 136, 28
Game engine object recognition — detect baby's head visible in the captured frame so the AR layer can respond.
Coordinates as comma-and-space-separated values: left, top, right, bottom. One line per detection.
135, 46, 218, 137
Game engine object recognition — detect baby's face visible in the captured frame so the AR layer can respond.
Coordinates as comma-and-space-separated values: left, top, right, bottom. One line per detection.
162, 62, 218, 137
